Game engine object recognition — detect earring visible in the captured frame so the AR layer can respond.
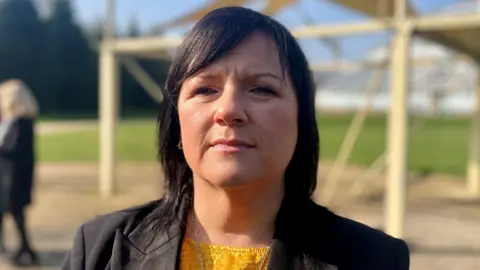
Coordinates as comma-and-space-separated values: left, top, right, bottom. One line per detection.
177, 141, 183, 150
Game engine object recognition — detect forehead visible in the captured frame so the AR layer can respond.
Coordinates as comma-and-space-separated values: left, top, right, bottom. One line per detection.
198, 32, 283, 77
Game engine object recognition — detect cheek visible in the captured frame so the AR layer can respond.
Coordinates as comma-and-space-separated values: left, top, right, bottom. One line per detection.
258, 103, 298, 159
179, 111, 202, 176
178, 107, 210, 158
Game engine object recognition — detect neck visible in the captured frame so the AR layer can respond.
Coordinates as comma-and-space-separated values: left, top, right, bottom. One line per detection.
190, 178, 284, 247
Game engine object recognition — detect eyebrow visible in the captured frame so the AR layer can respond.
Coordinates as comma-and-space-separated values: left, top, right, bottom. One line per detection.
196, 71, 283, 82
247, 72, 282, 82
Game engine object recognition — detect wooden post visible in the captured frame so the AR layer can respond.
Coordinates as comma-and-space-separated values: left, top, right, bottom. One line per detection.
385, 0, 410, 239
467, 66, 480, 196
99, 0, 118, 198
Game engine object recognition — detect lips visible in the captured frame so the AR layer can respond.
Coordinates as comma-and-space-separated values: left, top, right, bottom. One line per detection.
210, 138, 254, 152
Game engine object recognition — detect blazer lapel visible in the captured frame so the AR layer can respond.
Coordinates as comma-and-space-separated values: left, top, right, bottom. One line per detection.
104, 229, 127, 269
269, 197, 339, 270
122, 228, 182, 270
120, 199, 189, 270
267, 239, 294, 270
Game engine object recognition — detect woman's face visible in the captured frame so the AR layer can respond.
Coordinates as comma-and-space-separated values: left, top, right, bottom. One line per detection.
177, 32, 298, 189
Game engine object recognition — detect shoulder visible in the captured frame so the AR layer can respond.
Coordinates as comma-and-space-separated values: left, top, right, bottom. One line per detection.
332, 213, 410, 262
16, 117, 34, 127
5, 118, 33, 131
79, 200, 160, 242
61, 200, 162, 269
65, 200, 160, 261
61, 201, 158, 269
305, 202, 410, 269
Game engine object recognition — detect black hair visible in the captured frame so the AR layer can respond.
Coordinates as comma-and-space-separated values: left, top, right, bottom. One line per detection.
156, 6, 319, 229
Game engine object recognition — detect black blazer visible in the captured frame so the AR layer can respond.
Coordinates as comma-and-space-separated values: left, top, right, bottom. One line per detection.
61, 197, 409, 270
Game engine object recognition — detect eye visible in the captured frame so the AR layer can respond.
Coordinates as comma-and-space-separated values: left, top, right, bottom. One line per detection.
192, 87, 217, 96
249, 86, 277, 96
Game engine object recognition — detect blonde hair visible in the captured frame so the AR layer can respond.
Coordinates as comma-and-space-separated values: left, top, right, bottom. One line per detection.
0, 79, 39, 119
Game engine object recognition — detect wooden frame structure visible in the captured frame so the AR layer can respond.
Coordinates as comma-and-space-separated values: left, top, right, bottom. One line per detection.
99, 0, 480, 239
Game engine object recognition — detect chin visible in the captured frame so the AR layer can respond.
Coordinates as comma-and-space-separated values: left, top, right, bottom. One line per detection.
211, 174, 254, 189
204, 168, 259, 189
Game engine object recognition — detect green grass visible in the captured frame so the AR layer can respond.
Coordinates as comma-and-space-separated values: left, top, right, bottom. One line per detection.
37, 115, 472, 176
37, 120, 157, 162
37, 110, 158, 121
318, 115, 470, 176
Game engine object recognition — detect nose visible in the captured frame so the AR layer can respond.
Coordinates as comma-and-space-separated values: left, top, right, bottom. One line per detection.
213, 82, 248, 126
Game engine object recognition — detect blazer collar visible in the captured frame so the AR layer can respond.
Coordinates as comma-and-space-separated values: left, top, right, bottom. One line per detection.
120, 196, 336, 270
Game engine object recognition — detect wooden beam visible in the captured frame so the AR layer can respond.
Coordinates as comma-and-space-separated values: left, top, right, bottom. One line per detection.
121, 57, 164, 103
107, 36, 183, 53
310, 55, 471, 72
413, 13, 480, 31
291, 19, 393, 38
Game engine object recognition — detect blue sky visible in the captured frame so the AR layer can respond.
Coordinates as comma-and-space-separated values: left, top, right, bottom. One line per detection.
63, 0, 458, 62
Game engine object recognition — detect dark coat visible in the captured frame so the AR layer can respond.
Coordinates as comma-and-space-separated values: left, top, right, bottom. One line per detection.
0, 117, 35, 213
61, 196, 410, 270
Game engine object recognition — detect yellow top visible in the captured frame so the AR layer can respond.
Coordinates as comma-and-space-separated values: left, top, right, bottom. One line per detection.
180, 238, 270, 270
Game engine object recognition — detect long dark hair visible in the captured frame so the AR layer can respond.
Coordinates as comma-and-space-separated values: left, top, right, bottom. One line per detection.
157, 6, 319, 228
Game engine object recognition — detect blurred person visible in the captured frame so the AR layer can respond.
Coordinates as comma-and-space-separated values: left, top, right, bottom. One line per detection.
0, 79, 39, 266
62, 7, 409, 270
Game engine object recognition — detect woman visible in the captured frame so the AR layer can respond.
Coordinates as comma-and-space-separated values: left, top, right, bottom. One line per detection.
0, 79, 39, 266
62, 7, 409, 270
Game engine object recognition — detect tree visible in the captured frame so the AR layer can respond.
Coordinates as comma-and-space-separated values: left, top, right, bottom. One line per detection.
0, 0, 47, 108
83, 17, 105, 50
44, 0, 97, 113
126, 15, 141, 38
